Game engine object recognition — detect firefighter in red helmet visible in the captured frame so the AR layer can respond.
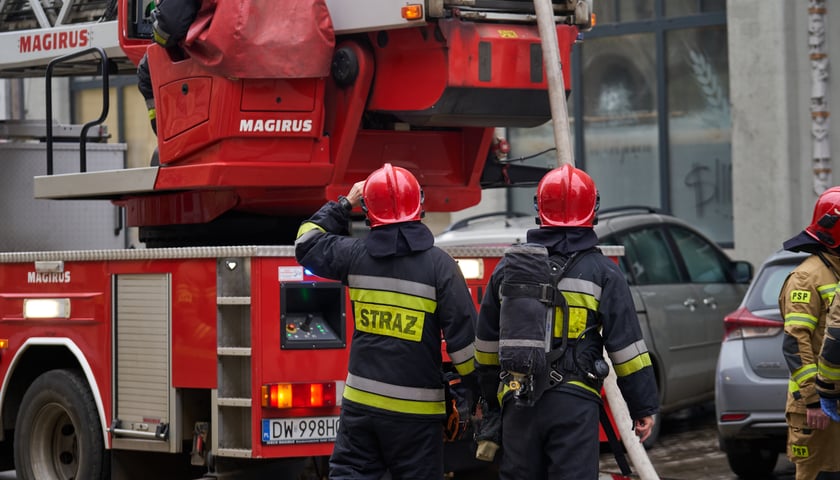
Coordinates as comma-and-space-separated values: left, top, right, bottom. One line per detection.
780, 186, 840, 479
474, 164, 659, 479
295, 163, 479, 479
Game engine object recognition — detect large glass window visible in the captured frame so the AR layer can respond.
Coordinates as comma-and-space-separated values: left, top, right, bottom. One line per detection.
667, 26, 731, 244
582, 34, 659, 210
505, 1, 731, 246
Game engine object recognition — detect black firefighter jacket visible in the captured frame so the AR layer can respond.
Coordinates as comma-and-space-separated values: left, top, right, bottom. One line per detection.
474, 227, 660, 420
295, 201, 478, 420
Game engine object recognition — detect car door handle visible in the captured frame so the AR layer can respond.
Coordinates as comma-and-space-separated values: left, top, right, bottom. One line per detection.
683, 298, 697, 311
703, 296, 718, 309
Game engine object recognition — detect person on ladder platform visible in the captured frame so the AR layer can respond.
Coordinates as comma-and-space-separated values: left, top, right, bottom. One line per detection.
136, 0, 200, 136
779, 186, 840, 479
473, 164, 659, 479
294, 163, 480, 479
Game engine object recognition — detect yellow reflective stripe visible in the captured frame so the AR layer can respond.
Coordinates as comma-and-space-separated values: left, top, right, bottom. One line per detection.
475, 350, 499, 366
296, 221, 325, 240
789, 379, 800, 393
153, 31, 167, 46
792, 364, 818, 386
562, 291, 599, 311
350, 288, 437, 314
454, 357, 475, 376
498, 383, 510, 405
567, 380, 601, 397
343, 385, 445, 415
613, 352, 652, 377
784, 313, 818, 330
819, 361, 840, 381
148, 108, 156, 120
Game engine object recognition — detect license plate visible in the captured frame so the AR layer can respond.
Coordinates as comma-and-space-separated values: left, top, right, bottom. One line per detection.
261, 416, 340, 445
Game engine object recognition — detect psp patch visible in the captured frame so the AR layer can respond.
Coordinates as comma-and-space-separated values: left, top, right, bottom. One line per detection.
791, 444, 810, 458
790, 290, 812, 303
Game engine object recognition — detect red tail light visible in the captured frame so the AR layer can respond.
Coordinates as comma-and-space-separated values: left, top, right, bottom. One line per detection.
719, 412, 749, 423
261, 382, 337, 409
723, 307, 783, 341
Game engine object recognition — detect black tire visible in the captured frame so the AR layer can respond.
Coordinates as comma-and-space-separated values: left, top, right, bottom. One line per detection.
14, 369, 107, 480
724, 441, 777, 479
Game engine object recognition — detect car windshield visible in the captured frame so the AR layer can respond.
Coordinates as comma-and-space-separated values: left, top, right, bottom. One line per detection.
743, 260, 802, 314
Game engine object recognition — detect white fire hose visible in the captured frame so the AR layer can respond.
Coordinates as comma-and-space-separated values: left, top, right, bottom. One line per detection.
603, 355, 660, 479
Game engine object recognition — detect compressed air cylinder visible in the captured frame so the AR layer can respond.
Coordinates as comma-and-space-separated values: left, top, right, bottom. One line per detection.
498, 243, 551, 379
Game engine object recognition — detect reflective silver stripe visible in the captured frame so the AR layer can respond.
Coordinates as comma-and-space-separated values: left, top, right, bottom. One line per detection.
609, 340, 648, 365
475, 338, 499, 353
346, 373, 444, 402
294, 228, 321, 246
499, 339, 545, 349
348, 274, 436, 300
557, 277, 602, 299
448, 343, 475, 365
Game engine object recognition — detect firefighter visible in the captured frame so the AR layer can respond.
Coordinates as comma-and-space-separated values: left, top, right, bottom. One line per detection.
294, 163, 479, 479
136, 0, 201, 137
473, 164, 659, 479
780, 186, 840, 479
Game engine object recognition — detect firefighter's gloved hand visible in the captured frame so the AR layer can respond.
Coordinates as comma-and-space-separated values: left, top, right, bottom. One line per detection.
474, 398, 501, 462
820, 397, 840, 422
443, 372, 471, 442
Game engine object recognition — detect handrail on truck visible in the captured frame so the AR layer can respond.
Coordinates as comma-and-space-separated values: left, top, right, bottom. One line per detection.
45, 46, 112, 175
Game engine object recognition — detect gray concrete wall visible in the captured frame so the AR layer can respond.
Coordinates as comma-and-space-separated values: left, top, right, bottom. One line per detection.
729, 0, 840, 268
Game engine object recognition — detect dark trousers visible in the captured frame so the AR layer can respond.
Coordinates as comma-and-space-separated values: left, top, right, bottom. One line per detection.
500, 389, 600, 480
329, 407, 444, 480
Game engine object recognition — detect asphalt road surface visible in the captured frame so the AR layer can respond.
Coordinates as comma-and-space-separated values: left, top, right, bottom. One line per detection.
0, 404, 798, 480
597, 403, 795, 480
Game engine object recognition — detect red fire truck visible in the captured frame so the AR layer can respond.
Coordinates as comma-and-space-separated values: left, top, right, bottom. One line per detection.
0, 0, 592, 478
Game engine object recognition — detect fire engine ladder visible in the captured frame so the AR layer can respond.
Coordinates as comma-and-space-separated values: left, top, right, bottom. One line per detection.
215, 254, 255, 457
0, 0, 132, 78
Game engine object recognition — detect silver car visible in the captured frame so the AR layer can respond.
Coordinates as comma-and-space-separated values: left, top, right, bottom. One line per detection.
436, 208, 754, 446
715, 249, 808, 478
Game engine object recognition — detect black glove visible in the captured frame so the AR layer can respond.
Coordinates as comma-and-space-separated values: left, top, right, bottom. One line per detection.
443, 372, 471, 442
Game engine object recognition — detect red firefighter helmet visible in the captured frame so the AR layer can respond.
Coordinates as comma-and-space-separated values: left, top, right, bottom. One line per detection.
805, 186, 840, 248
362, 163, 424, 228
535, 164, 599, 227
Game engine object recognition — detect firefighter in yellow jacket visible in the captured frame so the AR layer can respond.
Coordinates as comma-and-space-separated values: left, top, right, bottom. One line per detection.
779, 186, 840, 480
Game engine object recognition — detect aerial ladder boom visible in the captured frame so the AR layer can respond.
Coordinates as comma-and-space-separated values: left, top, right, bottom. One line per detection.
2, 0, 593, 247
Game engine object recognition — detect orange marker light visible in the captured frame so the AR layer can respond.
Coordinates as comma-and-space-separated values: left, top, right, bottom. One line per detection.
401, 4, 423, 20
261, 382, 337, 409
0, 339, 8, 350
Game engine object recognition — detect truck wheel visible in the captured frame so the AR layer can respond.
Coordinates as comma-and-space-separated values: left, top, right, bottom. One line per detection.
14, 369, 107, 480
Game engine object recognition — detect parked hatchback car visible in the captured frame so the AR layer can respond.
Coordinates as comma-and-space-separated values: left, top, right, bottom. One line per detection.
715, 249, 808, 478
436, 207, 754, 446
